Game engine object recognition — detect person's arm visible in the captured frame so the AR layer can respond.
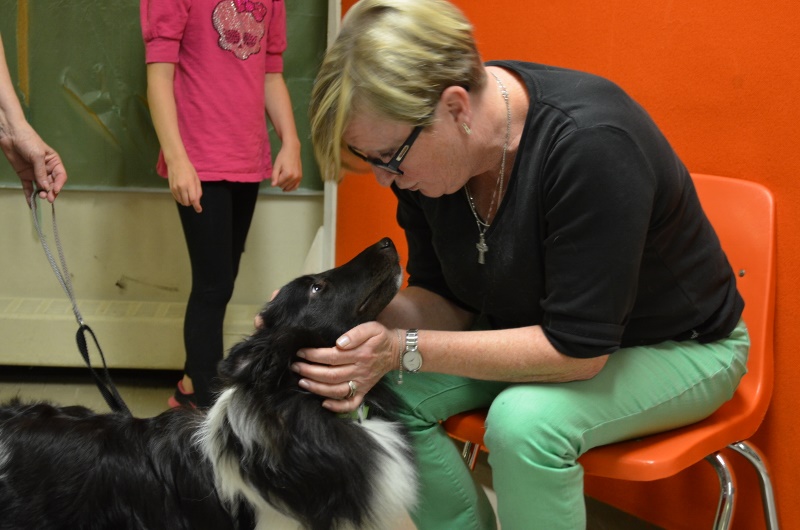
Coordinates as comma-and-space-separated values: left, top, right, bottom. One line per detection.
0, 35, 67, 204
264, 72, 302, 192
392, 323, 607, 383
377, 285, 476, 332
145, 62, 202, 212
292, 286, 608, 412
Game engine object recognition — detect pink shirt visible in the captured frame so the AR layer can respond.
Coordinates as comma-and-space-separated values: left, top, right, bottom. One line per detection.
141, 0, 287, 182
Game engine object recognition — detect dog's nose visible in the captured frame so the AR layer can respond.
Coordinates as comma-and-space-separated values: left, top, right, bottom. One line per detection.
379, 238, 394, 250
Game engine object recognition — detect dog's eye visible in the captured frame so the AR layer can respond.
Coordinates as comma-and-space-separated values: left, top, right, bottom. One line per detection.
310, 283, 325, 295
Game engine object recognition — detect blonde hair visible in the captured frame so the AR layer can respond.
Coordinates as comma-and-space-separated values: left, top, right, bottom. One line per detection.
310, 0, 485, 181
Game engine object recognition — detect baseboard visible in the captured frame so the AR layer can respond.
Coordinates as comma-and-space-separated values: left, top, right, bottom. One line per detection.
0, 297, 260, 370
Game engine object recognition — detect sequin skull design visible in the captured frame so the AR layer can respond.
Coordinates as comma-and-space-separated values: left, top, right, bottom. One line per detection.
213, 0, 268, 60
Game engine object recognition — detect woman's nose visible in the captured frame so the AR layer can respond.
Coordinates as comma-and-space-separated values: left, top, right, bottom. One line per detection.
373, 169, 396, 188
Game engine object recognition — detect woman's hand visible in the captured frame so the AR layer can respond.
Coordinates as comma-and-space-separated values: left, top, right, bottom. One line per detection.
0, 35, 68, 204
0, 120, 67, 204
291, 321, 402, 413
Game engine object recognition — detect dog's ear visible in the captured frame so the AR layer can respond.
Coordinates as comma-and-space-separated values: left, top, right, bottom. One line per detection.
218, 335, 261, 382
218, 321, 303, 386
217, 282, 306, 385
259, 279, 307, 331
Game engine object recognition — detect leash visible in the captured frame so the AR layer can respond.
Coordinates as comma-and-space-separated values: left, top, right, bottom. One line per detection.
29, 196, 131, 416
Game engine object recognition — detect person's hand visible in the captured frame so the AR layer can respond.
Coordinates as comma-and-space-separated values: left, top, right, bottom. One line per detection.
291, 321, 402, 413
0, 120, 67, 204
253, 289, 280, 329
166, 156, 202, 212
269, 143, 302, 192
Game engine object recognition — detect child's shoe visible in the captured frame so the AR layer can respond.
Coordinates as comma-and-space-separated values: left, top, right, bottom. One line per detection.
167, 379, 197, 409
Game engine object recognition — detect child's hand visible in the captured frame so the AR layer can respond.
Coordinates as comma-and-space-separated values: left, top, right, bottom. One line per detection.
253, 289, 280, 329
167, 157, 203, 212
270, 144, 302, 192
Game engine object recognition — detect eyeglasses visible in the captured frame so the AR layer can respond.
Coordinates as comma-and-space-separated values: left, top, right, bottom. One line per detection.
347, 126, 423, 176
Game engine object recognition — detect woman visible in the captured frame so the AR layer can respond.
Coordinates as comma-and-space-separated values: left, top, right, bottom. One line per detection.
299, 0, 748, 528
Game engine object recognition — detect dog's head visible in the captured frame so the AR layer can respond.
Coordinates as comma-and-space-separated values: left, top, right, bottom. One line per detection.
261, 237, 402, 345
218, 238, 402, 385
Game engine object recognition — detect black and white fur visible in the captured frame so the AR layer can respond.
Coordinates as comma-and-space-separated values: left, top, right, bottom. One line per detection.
0, 238, 416, 530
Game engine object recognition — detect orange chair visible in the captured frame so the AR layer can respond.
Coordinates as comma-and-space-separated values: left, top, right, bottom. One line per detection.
442, 174, 778, 529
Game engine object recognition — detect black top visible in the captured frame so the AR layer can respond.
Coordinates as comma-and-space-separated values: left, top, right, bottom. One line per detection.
393, 60, 743, 358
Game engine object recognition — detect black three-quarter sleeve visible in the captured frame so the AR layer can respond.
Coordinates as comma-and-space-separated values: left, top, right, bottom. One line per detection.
539, 126, 658, 357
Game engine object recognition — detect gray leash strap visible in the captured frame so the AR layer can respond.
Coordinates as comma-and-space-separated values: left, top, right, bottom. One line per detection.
29, 196, 131, 416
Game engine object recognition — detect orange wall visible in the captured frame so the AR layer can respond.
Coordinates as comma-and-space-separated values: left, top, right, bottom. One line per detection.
336, 1, 800, 528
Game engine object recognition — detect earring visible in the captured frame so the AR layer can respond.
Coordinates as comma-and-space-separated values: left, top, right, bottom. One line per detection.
462, 123, 472, 135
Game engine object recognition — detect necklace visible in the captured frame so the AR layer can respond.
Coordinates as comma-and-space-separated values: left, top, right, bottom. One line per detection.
464, 70, 511, 265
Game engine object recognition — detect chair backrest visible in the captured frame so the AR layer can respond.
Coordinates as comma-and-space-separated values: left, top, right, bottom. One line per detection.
691, 174, 776, 432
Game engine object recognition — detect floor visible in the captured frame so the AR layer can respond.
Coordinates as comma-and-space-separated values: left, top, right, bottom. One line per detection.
0, 366, 662, 529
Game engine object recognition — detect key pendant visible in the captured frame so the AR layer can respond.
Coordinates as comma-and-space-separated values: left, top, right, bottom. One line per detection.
476, 234, 488, 265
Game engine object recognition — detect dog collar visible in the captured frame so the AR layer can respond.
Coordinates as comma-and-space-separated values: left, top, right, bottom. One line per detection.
338, 404, 369, 423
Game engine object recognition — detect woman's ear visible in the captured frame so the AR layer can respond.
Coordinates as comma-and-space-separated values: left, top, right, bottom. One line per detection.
439, 85, 471, 127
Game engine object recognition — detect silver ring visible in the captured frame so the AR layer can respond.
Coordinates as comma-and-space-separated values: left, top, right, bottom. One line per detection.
346, 380, 357, 399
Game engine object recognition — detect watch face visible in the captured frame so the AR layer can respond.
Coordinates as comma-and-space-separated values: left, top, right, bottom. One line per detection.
402, 350, 423, 372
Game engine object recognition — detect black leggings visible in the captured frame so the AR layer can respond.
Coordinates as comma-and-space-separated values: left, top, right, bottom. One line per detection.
177, 180, 259, 406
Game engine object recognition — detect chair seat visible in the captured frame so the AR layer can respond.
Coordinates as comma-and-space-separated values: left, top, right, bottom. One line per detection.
442, 391, 764, 481
579, 393, 761, 481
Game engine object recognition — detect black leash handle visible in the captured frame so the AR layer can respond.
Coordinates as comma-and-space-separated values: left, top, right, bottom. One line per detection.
76, 324, 131, 416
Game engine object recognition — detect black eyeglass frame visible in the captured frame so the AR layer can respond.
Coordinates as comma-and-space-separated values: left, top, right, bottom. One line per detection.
347, 125, 423, 175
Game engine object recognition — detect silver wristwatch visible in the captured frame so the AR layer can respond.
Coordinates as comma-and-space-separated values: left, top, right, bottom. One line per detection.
401, 329, 423, 373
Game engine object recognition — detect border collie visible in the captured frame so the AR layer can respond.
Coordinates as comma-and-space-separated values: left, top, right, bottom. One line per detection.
0, 238, 416, 530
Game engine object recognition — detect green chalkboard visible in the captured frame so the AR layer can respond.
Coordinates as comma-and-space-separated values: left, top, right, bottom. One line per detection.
0, 0, 326, 192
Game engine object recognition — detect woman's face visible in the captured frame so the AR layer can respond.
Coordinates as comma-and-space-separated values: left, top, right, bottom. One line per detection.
343, 107, 469, 198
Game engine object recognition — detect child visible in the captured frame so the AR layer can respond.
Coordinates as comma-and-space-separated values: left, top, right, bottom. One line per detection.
141, 0, 302, 407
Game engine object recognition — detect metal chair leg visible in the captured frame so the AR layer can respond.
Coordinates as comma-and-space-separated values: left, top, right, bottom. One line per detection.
728, 441, 780, 529
461, 441, 481, 471
706, 452, 736, 530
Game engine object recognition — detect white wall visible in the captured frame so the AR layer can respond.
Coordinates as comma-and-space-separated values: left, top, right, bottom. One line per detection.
0, 188, 324, 370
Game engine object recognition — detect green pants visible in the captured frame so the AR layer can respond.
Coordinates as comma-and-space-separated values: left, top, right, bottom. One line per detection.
392, 321, 749, 530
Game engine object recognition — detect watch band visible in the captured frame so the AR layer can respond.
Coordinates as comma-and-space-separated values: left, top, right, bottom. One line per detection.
396, 329, 405, 385
403, 329, 422, 373
405, 329, 419, 353
398, 329, 422, 384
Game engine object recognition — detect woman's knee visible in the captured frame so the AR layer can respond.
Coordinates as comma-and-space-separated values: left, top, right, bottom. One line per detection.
391, 373, 506, 426
484, 388, 582, 468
